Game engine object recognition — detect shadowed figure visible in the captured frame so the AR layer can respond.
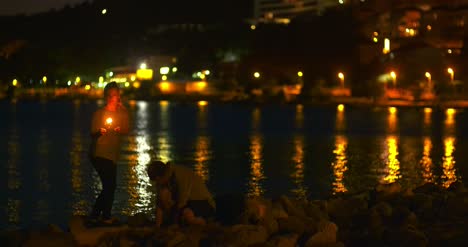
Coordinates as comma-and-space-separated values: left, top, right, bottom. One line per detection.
147, 161, 216, 227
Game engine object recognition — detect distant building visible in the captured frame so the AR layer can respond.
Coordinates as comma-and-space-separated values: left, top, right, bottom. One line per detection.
252, 0, 343, 24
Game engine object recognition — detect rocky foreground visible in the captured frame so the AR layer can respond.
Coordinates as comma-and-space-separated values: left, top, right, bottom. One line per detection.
3, 182, 468, 247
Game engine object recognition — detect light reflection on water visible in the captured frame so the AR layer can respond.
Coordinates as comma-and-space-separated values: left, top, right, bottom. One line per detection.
194, 103, 210, 181
290, 105, 307, 199
7, 103, 20, 227
332, 136, 348, 194
248, 107, 265, 197
441, 109, 458, 188
71, 100, 87, 215
2, 101, 468, 229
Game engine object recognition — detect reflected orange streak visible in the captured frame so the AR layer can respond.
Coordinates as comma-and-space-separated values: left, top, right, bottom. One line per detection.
248, 134, 265, 197
332, 136, 348, 194
291, 135, 307, 199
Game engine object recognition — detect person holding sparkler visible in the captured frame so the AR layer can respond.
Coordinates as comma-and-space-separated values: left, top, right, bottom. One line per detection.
88, 82, 129, 224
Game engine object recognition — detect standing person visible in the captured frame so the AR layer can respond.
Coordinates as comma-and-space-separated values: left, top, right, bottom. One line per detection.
89, 82, 129, 224
147, 161, 216, 227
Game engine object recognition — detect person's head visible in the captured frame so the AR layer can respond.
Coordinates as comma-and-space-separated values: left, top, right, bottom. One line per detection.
147, 161, 172, 185
104, 82, 120, 107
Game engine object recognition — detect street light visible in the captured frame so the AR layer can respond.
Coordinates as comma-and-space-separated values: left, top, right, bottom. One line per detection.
390, 71, 396, 88
447, 67, 454, 82
338, 72, 344, 88
254, 72, 260, 79
425, 72, 432, 90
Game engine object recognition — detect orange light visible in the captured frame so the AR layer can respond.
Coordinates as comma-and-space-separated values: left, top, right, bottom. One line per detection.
337, 104, 344, 112
196, 81, 207, 90
159, 82, 171, 92
198, 101, 208, 106
389, 107, 397, 114
446, 108, 456, 115
424, 107, 432, 113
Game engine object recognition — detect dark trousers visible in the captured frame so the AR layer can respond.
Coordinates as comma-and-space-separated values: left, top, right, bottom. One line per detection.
91, 157, 116, 219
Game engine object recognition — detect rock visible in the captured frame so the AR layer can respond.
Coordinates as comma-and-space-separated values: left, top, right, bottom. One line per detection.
127, 213, 151, 227
1, 230, 28, 247
152, 229, 187, 247
68, 215, 87, 235
259, 215, 279, 235
271, 201, 289, 220
371, 202, 393, 218
267, 233, 299, 247
215, 194, 246, 225
277, 216, 306, 235
229, 224, 269, 246
23, 231, 76, 247
242, 197, 275, 226
383, 225, 428, 247
304, 221, 338, 247
447, 181, 466, 194
413, 183, 442, 194
303, 203, 329, 222
278, 196, 306, 218
376, 182, 402, 196
390, 206, 417, 227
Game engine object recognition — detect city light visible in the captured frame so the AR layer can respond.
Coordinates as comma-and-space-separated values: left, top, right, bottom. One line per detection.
297, 71, 303, 77
446, 108, 456, 115
159, 82, 171, 92
12, 79, 18, 86
390, 71, 396, 87
162, 75, 167, 81
250, 25, 256, 30
338, 72, 344, 88
389, 107, 397, 114
172, 67, 178, 73
197, 81, 207, 90
425, 72, 431, 78
198, 101, 208, 106
42, 76, 47, 83
75, 77, 81, 83
99, 76, 104, 83
160, 67, 170, 75
140, 63, 147, 70
101, 9, 107, 15
254, 72, 260, 78
337, 104, 344, 112
447, 68, 454, 82
424, 107, 432, 114
383, 38, 390, 54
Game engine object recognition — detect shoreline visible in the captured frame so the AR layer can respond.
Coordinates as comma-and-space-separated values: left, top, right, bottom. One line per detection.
2, 182, 468, 246
4, 93, 468, 109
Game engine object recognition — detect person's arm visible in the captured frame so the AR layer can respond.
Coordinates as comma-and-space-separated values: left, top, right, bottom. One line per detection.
91, 111, 106, 137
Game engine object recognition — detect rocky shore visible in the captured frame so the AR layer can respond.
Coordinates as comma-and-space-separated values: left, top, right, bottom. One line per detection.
3, 182, 468, 246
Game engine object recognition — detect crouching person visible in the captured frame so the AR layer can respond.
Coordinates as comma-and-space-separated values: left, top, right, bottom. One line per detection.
147, 161, 216, 227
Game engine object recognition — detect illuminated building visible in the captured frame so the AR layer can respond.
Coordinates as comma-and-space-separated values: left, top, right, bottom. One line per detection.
253, 0, 342, 24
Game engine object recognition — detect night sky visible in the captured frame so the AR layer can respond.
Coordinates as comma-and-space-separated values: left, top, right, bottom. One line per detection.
0, 0, 87, 16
